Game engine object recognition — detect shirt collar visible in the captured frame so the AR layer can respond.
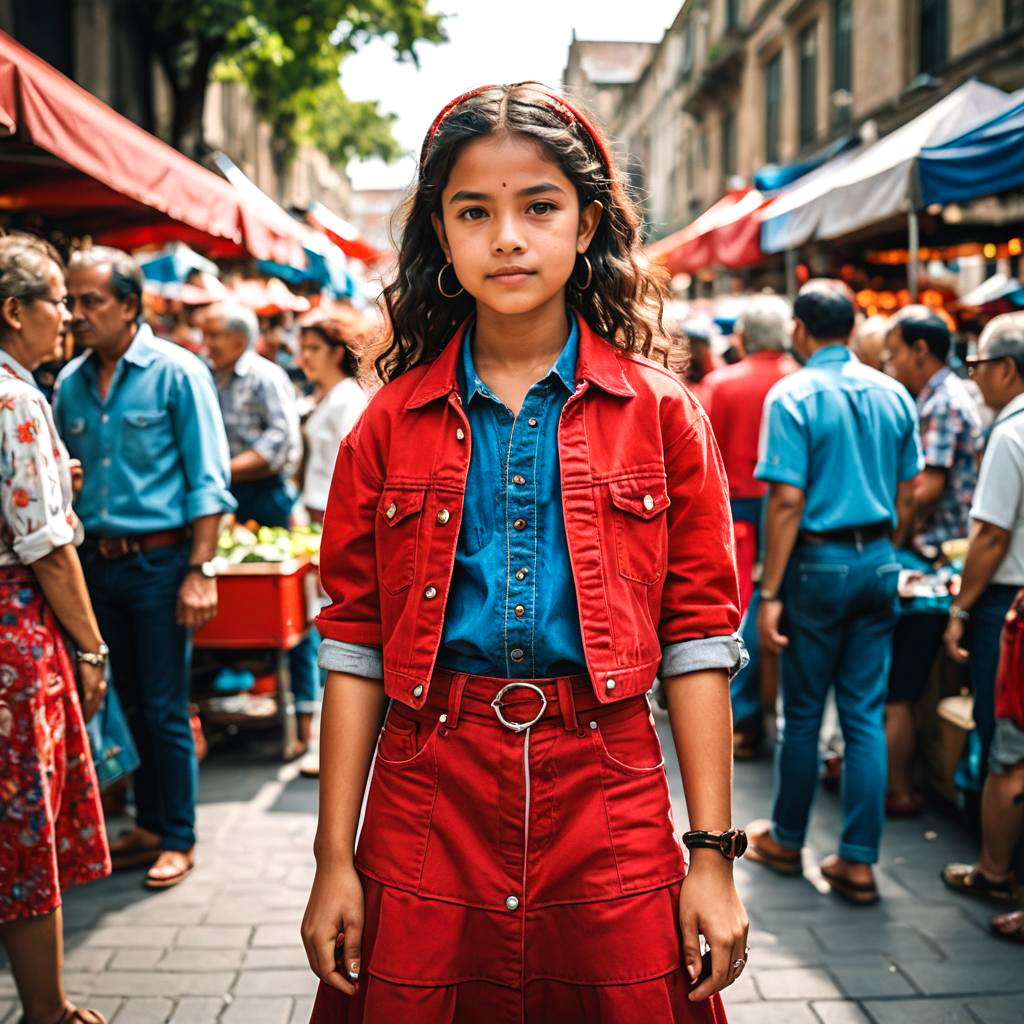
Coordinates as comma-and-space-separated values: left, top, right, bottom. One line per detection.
996, 391, 1024, 426
0, 348, 37, 387
232, 348, 256, 378
918, 364, 951, 405
121, 323, 158, 368
458, 315, 578, 405
805, 344, 853, 367
406, 309, 633, 412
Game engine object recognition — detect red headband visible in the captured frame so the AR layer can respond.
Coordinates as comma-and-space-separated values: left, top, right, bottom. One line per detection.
418, 81, 615, 176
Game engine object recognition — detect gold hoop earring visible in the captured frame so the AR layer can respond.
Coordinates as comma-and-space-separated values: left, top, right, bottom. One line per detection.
573, 254, 593, 291
437, 262, 464, 299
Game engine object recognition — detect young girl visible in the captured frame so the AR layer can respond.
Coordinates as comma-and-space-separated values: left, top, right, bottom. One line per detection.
301, 82, 749, 1024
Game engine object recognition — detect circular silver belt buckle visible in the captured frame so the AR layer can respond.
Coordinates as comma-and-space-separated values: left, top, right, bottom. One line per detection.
491, 682, 548, 733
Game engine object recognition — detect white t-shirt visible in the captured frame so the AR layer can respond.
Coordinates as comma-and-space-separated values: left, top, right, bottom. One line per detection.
301, 376, 368, 513
970, 392, 1024, 586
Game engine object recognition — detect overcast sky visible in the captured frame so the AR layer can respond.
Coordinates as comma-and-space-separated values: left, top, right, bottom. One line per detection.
341, 0, 681, 190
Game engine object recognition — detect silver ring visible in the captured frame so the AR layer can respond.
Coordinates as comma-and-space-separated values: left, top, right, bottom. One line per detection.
491, 682, 548, 733
732, 958, 746, 971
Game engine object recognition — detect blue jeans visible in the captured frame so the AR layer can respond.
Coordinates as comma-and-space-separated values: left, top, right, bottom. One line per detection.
772, 539, 901, 864
81, 541, 197, 851
955, 583, 1018, 794
232, 476, 321, 713
731, 589, 762, 728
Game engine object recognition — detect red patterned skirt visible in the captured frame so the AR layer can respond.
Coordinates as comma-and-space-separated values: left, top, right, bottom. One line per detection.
0, 566, 110, 922
310, 671, 727, 1024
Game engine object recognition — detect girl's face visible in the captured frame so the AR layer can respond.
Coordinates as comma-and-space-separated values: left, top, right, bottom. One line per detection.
432, 133, 601, 318
299, 330, 341, 385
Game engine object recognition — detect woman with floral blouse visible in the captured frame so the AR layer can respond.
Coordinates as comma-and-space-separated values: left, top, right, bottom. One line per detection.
0, 234, 111, 1024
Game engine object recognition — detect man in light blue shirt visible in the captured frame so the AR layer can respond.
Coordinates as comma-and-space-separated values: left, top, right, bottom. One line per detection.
55, 247, 235, 889
744, 280, 922, 904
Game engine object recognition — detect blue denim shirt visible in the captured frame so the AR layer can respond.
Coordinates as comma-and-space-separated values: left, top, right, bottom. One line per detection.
756, 345, 923, 532
54, 324, 236, 535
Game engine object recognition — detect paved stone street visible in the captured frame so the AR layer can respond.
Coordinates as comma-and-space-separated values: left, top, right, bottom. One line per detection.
2, 716, 1021, 1024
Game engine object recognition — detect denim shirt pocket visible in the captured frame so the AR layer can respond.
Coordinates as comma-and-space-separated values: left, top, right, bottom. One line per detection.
121, 410, 169, 470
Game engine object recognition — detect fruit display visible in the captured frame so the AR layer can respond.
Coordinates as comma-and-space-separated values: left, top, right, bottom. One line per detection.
215, 522, 322, 565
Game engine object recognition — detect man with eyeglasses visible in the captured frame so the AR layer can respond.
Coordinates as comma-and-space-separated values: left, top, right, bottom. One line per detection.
942, 311, 1024, 945
53, 247, 235, 891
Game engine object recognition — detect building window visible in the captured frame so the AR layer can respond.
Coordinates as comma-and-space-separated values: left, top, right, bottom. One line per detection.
831, 0, 853, 129
721, 110, 735, 183
798, 22, 818, 146
919, 0, 948, 75
725, 0, 741, 31
764, 54, 781, 164
680, 19, 694, 80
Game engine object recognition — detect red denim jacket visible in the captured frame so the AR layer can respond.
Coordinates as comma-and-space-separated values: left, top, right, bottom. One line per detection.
316, 313, 741, 709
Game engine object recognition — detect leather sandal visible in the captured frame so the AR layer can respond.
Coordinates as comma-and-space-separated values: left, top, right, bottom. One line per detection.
109, 829, 161, 871
990, 909, 1024, 944
942, 863, 1017, 905
144, 849, 194, 891
821, 860, 879, 905
744, 822, 802, 876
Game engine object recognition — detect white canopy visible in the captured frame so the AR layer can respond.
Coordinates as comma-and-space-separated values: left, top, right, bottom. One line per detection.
760, 80, 1014, 254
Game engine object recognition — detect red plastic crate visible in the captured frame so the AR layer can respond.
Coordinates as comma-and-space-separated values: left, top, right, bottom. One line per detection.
194, 557, 315, 650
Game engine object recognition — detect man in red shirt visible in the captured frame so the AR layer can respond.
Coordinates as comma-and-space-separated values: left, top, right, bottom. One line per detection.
702, 294, 797, 755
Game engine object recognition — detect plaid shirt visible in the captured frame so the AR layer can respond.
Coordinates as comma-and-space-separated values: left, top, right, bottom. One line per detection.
214, 349, 301, 477
915, 366, 983, 549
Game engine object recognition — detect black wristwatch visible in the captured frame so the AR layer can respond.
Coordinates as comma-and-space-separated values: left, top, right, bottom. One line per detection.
682, 829, 748, 861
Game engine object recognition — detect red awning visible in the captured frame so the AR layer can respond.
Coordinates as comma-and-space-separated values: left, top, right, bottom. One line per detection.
307, 202, 385, 265
647, 188, 768, 275
0, 31, 306, 265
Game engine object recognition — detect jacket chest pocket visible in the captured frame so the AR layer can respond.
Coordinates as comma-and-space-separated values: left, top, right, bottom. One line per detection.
121, 410, 169, 469
378, 488, 426, 595
608, 479, 671, 585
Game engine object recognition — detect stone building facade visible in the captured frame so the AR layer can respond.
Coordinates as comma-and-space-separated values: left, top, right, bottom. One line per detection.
600, 0, 1024, 243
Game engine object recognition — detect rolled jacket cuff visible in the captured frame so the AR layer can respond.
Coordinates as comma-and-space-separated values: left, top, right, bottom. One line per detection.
15, 520, 76, 565
318, 639, 384, 680
660, 634, 749, 680
186, 489, 237, 521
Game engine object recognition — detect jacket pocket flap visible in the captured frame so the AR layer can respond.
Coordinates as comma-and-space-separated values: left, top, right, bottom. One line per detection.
608, 480, 670, 520
379, 489, 426, 526
124, 411, 168, 428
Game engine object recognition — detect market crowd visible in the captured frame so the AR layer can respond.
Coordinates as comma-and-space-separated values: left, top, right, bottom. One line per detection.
1, 234, 1023, 1024
0, 236, 367, 1024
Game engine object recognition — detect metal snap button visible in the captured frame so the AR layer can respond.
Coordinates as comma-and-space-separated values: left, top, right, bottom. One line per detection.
385, 502, 397, 520
436, 508, 450, 524
514, 604, 525, 619
527, 418, 538, 427
412, 684, 424, 698
515, 568, 529, 580
439, 713, 447, 723
589, 720, 598, 730
605, 678, 616, 691
424, 585, 438, 600
456, 427, 466, 441
513, 518, 527, 530
643, 494, 655, 511
509, 648, 525, 662
505, 895, 520, 911
512, 474, 525, 485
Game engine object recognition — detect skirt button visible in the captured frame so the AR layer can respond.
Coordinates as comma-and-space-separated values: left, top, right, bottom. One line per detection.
505, 895, 520, 911
605, 678, 616, 691
412, 684, 424, 698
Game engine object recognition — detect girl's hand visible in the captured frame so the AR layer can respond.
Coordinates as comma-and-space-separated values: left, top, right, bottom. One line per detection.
77, 661, 107, 722
679, 855, 749, 1002
301, 862, 365, 994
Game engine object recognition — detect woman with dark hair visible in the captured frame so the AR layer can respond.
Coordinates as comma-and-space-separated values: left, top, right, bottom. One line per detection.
0, 233, 111, 1024
298, 316, 368, 524
301, 82, 748, 1023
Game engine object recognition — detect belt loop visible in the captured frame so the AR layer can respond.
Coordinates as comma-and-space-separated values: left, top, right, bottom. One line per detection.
555, 677, 578, 732
445, 672, 469, 730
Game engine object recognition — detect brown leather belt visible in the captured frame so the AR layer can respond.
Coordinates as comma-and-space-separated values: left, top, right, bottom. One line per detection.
85, 527, 190, 560
799, 523, 890, 547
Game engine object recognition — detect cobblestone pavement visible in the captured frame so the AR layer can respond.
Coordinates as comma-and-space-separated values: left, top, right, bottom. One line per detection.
2, 715, 1022, 1024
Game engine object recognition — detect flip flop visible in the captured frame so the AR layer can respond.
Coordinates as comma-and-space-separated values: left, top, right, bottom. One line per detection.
746, 838, 802, 876
941, 863, 1017, 905
144, 851, 195, 891
109, 830, 161, 871
990, 910, 1024, 945
821, 862, 880, 905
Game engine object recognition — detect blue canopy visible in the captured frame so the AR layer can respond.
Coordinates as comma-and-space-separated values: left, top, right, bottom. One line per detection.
753, 134, 858, 193
918, 93, 1024, 205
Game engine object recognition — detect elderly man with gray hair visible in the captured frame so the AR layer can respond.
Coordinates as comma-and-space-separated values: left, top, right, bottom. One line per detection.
201, 300, 319, 754
942, 312, 1024, 944
701, 294, 797, 756
55, 246, 235, 890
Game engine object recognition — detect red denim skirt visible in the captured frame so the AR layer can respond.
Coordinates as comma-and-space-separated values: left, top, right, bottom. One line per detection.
310, 671, 727, 1024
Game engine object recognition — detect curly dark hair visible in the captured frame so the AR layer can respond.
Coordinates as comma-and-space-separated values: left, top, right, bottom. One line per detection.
376, 82, 668, 382
300, 318, 361, 379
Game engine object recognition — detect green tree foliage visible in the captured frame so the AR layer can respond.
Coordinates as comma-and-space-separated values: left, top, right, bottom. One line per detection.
141, 0, 445, 166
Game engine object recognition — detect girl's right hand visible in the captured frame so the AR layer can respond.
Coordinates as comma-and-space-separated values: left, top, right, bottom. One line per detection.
301, 862, 365, 994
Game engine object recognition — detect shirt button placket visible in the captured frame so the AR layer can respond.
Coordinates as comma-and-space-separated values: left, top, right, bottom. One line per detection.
507, 399, 539, 676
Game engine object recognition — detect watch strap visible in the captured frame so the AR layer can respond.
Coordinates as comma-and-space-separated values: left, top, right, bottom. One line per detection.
682, 829, 748, 861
